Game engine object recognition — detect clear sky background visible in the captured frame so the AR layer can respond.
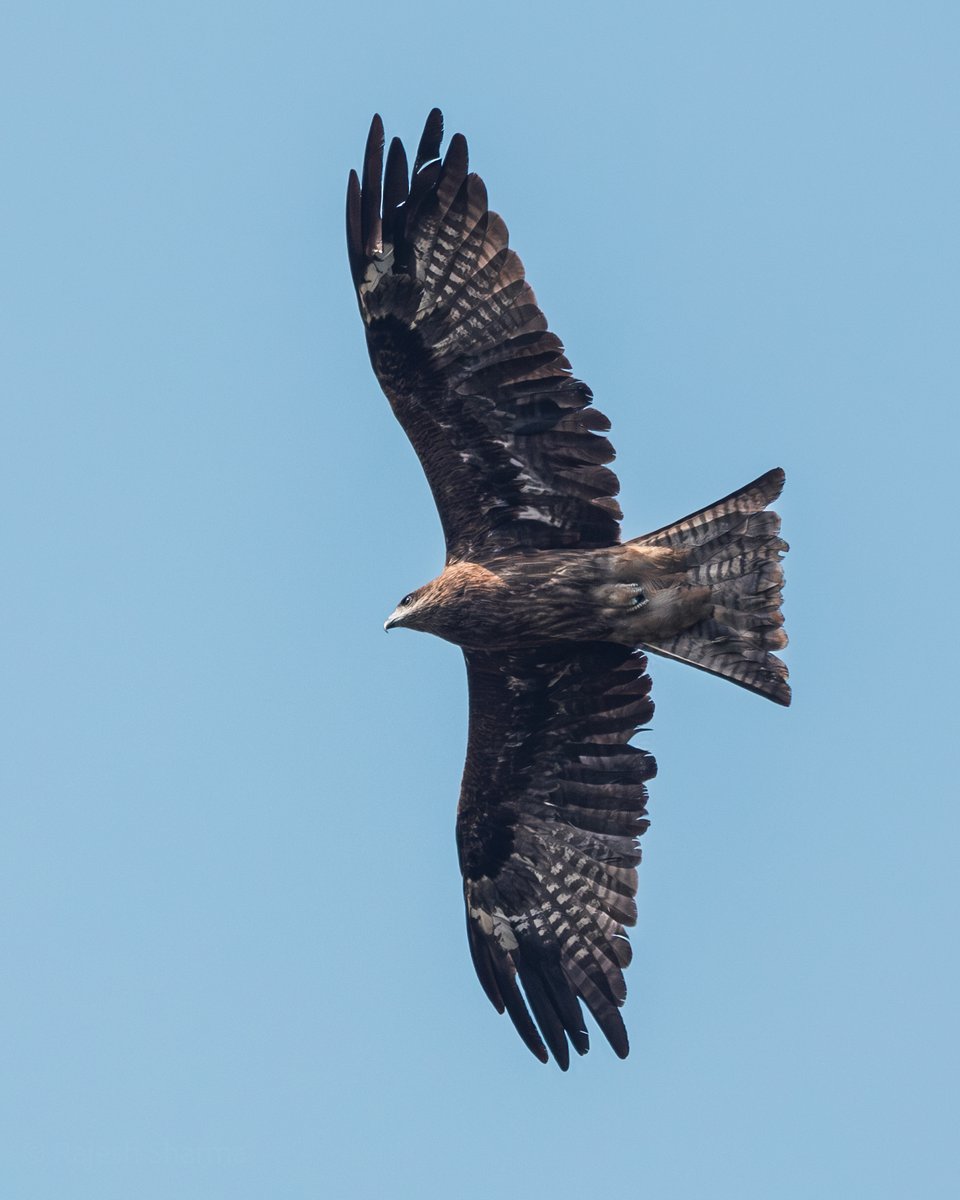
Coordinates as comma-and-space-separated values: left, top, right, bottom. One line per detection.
3, 2, 958, 1197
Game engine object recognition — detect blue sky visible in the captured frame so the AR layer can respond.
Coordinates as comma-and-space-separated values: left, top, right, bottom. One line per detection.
3, 2, 958, 1197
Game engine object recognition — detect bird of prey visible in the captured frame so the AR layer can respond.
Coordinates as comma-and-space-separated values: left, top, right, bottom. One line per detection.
346, 110, 789, 1069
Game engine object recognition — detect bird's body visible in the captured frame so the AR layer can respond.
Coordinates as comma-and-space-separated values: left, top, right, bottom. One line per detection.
387, 542, 718, 651
347, 110, 789, 1068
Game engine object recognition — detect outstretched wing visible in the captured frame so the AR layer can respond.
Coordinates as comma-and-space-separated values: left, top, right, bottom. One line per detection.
456, 644, 656, 1068
347, 110, 622, 564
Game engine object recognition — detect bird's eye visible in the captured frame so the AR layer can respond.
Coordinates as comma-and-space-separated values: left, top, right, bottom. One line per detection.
400, 593, 414, 607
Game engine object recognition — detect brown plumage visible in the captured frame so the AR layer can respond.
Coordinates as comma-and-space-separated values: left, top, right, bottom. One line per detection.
348, 110, 790, 1069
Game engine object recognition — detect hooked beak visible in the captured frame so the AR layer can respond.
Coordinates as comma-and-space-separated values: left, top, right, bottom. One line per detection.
384, 608, 401, 632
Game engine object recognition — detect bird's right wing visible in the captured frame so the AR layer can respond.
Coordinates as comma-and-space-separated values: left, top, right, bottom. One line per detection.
456, 643, 656, 1069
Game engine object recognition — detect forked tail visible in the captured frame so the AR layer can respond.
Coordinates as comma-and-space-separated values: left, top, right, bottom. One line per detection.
632, 468, 790, 705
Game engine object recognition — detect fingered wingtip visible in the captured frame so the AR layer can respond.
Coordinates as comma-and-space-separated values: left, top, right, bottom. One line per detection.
414, 107, 445, 173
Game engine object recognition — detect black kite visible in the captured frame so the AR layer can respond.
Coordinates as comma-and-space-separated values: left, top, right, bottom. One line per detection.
346, 110, 789, 1069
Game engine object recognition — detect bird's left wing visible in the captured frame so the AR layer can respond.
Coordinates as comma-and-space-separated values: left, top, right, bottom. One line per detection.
346, 110, 622, 563
456, 643, 656, 1068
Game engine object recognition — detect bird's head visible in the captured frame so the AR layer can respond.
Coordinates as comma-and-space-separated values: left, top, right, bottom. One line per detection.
383, 565, 484, 641
384, 586, 429, 633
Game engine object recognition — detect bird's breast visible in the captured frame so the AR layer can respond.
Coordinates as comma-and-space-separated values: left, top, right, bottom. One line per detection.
424, 554, 615, 650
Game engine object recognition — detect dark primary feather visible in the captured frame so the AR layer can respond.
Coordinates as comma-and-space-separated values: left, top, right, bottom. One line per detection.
347, 109, 623, 564
457, 645, 656, 1068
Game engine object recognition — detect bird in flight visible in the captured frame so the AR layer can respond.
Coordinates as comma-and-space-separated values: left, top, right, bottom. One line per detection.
346, 110, 789, 1069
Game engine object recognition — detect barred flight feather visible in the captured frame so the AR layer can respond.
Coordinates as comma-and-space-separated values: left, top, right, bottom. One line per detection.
633, 469, 790, 705
347, 108, 623, 562
456, 644, 655, 1068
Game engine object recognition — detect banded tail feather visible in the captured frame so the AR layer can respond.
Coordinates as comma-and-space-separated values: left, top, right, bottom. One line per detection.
633, 468, 790, 706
